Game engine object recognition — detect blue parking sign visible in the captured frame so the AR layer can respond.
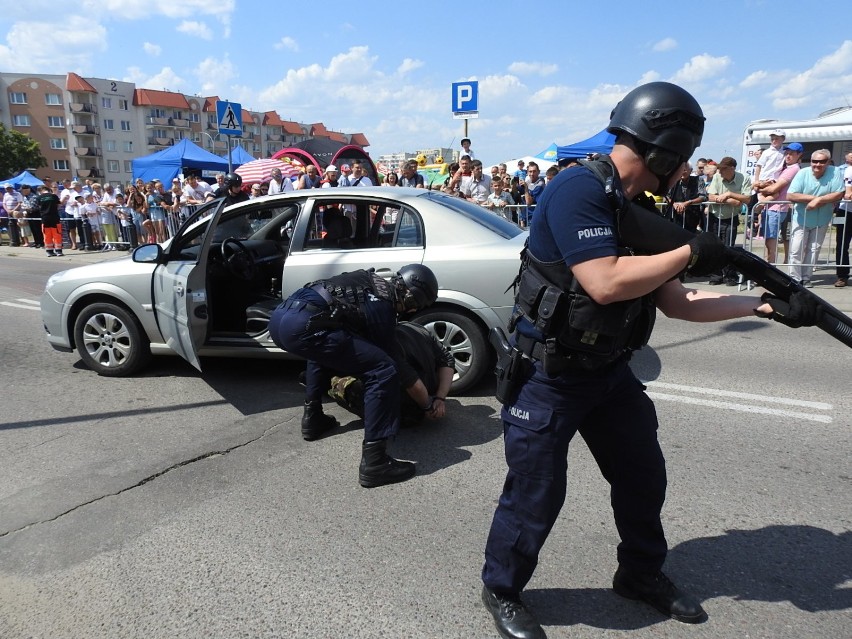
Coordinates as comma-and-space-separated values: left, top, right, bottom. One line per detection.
452, 82, 478, 113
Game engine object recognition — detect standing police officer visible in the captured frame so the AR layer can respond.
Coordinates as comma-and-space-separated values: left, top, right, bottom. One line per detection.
268, 264, 439, 488
479, 82, 819, 639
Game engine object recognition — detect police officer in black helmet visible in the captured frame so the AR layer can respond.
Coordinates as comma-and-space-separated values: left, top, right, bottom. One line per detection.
207, 172, 250, 205
480, 82, 799, 638
268, 263, 439, 488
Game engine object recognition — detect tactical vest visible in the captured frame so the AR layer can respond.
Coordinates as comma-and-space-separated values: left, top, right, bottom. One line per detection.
312, 269, 395, 307
512, 159, 656, 366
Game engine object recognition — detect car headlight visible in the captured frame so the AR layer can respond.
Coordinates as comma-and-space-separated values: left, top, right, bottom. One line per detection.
46, 270, 68, 289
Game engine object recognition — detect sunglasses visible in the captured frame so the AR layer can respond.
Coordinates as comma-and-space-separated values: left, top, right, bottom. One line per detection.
810, 158, 828, 165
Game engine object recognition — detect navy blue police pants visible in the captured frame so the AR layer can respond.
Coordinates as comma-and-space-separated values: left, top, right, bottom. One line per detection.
269, 299, 401, 441
482, 359, 667, 594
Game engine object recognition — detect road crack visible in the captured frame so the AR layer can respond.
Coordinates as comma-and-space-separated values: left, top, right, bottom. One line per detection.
0, 422, 281, 539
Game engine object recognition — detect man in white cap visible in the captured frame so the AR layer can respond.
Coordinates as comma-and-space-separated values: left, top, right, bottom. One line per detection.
753, 129, 786, 188
321, 165, 340, 188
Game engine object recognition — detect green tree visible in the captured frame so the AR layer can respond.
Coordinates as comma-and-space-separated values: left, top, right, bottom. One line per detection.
0, 123, 47, 178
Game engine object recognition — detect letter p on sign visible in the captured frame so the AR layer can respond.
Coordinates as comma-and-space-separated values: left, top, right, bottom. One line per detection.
452, 81, 478, 113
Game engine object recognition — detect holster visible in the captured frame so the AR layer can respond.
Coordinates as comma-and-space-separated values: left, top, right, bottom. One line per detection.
490, 327, 531, 405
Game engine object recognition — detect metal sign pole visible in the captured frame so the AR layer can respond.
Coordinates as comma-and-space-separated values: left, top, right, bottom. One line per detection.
227, 135, 233, 174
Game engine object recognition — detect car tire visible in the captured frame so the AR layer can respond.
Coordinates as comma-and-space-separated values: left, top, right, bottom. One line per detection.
73, 302, 151, 377
412, 309, 489, 394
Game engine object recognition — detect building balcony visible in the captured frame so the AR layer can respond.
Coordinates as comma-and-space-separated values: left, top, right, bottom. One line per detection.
72, 125, 100, 135
74, 147, 102, 157
76, 168, 102, 178
147, 137, 175, 147
69, 102, 98, 114
147, 116, 171, 126
266, 133, 284, 141
207, 122, 219, 131
169, 118, 190, 128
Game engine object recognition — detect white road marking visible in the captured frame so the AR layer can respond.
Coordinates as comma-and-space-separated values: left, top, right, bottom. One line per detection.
643, 380, 832, 411
1, 298, 40, 311
645, 381, 833, 425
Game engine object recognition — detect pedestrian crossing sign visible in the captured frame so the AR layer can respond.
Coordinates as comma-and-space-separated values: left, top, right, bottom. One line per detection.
217, 100, 242, 135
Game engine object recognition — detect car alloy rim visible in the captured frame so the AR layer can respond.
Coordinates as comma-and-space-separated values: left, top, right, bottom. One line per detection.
81, 311, 133, 368
420, 319, 472, 382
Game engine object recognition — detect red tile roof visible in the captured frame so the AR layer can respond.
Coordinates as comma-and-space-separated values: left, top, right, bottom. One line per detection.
66, 72, 97, 93
328, 131, 347, 143
263, 111, 284, 126
349, 133, 370, 147
134, 89, 190, 109
309, 123, 329, 137
241, 109, 254, 124
282, 120, 304, 135
203, 96, 220, 112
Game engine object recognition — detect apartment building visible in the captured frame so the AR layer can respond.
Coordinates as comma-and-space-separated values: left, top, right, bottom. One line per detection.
0, 72, 370, 184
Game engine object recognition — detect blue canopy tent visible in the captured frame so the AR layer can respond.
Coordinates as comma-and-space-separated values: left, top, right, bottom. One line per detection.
222, 145, 255, 168
534, 143, 559, 163
0, 170, 44, 188
556, 129, 616, 159
132, 139, 230, 183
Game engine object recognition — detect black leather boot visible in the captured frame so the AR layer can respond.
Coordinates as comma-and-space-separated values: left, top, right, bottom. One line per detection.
613, 566, 708, 624
301, 401, 338, 441
358, 440, 415, 488
481, 586, 547, 639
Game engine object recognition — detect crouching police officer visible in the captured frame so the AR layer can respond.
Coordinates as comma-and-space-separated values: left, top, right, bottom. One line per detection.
480, 82, 822, 639
268, 264, 439, 488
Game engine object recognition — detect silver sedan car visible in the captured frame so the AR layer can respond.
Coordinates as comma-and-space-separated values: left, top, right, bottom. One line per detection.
41, 187, 527, 392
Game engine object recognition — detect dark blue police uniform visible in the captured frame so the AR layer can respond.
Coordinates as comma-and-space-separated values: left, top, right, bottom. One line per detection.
268, 271, 402, 441
482, 166, 668, 594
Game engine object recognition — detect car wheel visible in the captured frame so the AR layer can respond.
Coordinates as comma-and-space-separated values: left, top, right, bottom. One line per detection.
412, 309, 488, 394
73, 302, 151, 376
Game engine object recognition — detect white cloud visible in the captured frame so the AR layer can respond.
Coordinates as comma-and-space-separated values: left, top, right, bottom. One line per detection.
652, 38, 677, 52
195, 56, 237, 96
123, 66, 184, 92
80, 0, 235, 20
507, 61, 558, 77
143, 42, 161, 56
274, 37, 299, 52
0, 17, 107, 73
769, 40, 852, 111
739, 70, 768, 88
397, 58, 423, 75
670, 54, 731, 84
177, 20, 213, 40
638, 70, 661, 84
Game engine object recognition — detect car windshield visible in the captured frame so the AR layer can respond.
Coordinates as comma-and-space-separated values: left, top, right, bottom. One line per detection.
419, 191, 524, 239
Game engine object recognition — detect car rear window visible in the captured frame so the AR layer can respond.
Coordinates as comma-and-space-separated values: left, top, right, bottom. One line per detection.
419, 191, 524, 239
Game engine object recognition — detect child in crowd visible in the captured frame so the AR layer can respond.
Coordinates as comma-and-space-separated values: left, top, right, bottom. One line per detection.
83, 193, 102, 248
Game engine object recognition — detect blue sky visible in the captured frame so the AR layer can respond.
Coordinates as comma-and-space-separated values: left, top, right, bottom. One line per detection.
2, 0, 851, 167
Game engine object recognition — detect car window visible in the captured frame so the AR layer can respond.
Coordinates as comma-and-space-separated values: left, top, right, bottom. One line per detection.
420, 191, 523, 239
394, 209, 423, 247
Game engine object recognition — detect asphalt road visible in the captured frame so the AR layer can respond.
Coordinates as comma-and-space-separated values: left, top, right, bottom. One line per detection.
0, 249, 850, 639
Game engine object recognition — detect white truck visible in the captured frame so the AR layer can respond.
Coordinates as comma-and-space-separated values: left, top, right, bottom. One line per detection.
740, 106, 852, 179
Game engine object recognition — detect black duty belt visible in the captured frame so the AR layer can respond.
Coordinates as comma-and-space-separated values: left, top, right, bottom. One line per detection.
282, 299, 325, 314
310, 284, 334, 304
514, 333, 627, 374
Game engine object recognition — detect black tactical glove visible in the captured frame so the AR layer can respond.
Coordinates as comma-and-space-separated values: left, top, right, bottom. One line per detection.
754, 291, 822, 328
686, 232, 729, 276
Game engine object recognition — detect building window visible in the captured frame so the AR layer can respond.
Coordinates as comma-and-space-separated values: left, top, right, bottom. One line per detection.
118, 99, 128, 110
103, 119, 114, 130
12, 114, 31, 126
120, 120, 131, 131
49, 138, 67, 150
105, 139, 117, 152
9, 91, 27, 104
123, 160, 132, 173
47, 116, 64, 127
172, 110, 183, 119
107, 160, 120, 172
189, 113, 200, 123
208, 114, 216, 124
101, 97, 112, 109
150, 108, 166, 118
53, 159, 69, 171
123, 141, 133, 152
152, 128, 167, 138
45, 93, 62, 105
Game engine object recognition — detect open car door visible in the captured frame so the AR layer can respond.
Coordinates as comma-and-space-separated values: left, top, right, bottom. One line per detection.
151, 199, 228, 371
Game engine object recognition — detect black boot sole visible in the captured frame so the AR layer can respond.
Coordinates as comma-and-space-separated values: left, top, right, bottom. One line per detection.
358, 466, 415, 488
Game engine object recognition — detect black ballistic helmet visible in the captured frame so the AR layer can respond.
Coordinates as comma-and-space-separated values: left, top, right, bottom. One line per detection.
224, 172, 242, 189
607, 82, 705, 159
397, 264, 438, 310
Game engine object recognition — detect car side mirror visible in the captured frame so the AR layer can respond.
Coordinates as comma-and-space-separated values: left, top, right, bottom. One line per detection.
132, 243, 164, 264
